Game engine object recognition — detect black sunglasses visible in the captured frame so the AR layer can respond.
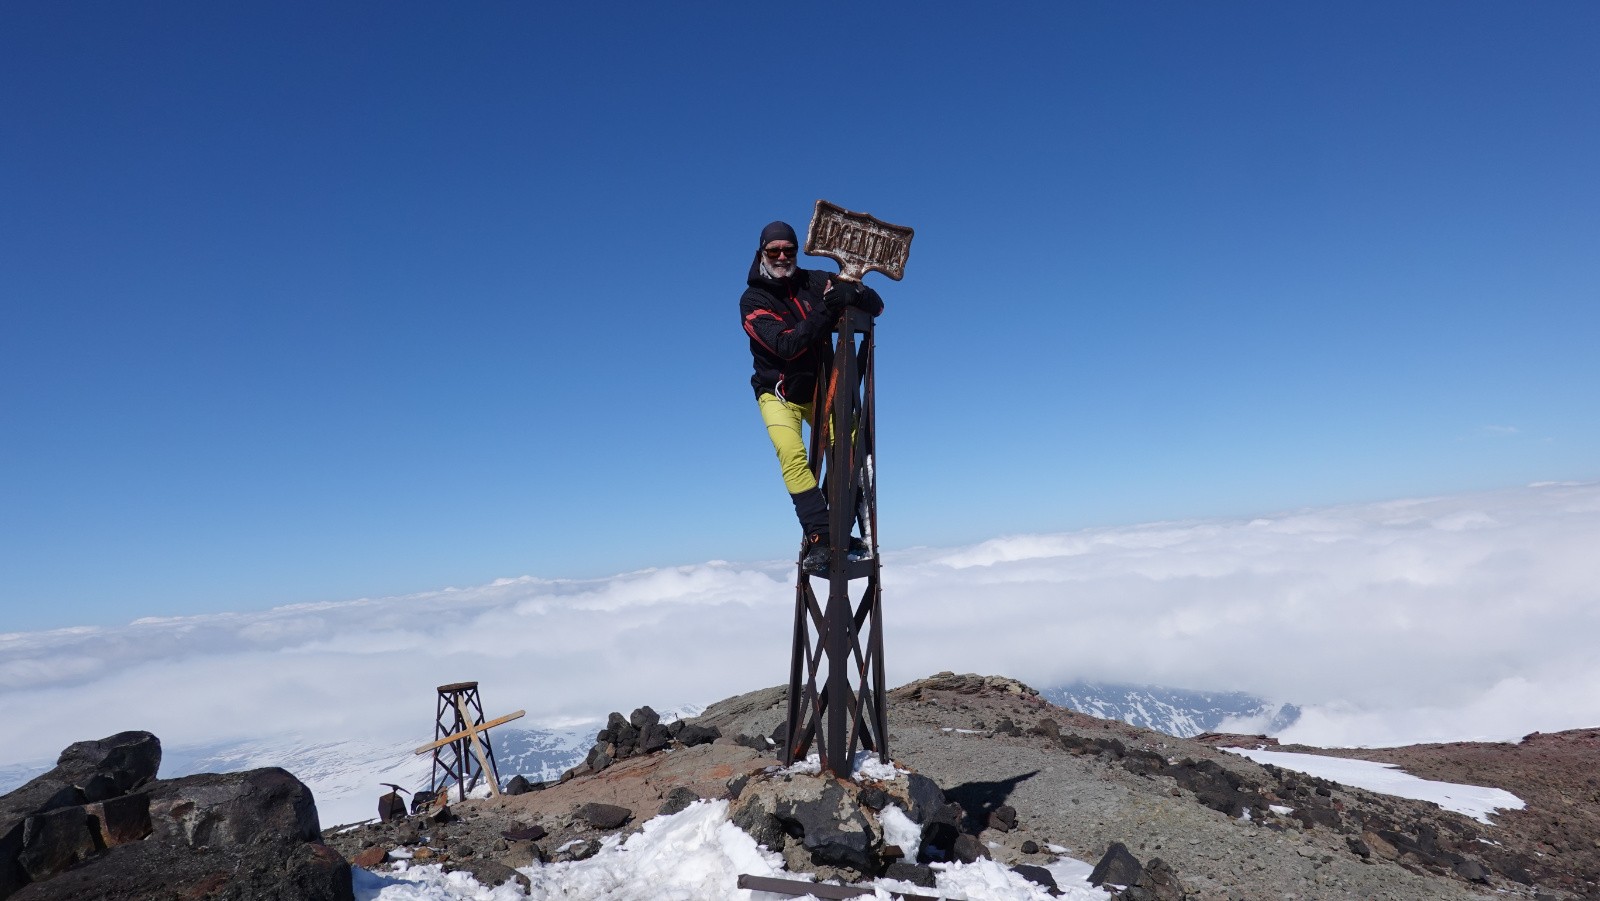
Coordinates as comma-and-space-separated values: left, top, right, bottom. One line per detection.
763, 245, 798, 259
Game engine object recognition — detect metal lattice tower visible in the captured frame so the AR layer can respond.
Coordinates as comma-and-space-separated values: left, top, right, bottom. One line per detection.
428, 681, 502, 803
782, 306, 888, 775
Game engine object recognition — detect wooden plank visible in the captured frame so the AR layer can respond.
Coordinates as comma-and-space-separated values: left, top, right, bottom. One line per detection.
413, 709, 525, 755
457, 697, 502, 798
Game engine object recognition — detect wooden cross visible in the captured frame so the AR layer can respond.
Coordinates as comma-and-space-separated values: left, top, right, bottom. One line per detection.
414, 701, 525, 799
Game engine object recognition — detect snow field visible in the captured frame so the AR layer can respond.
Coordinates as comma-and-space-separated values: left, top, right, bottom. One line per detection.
1222, 748, 1526, 824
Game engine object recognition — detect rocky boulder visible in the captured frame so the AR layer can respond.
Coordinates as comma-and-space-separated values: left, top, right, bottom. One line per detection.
1, 733, 349, 901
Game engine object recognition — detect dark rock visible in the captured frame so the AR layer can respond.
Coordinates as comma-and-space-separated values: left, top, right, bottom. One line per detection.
1133, 857, 1185, 901
17, 806, 98, 882
858, 788, 889, 811
726, 774, 751, 799
951, 833, 991, 864
640, 724, 672, 754
1164, 758, 1268, 818
430, 805, 454, 824
1291, 804, 1342, 830
2, 731, 164, 898
732, 734, 771, 752
583, 746, 614, 774
629, 706, 660, 731
918, 821, 960, 863
994, 718, 1023, 737
147, 769, 322, 847
667, 720, 686, 738
1028, 718, 1061, 739
1347, 836, 1371, 858
83, 793, 152, 848
1021, 840, 1040, 855
903, 774, 946, 824
659, 787, 699, 817
1011, 863, 1059, 893
577, 803, 632, 830
10, 768, 351, 901
883, 861, 936, 887
605, 712, 628, 734
988, 804, 1018, 832
53, 732, 162, 800
675, 724, 721, 747
1121, 749, 1167, 777
504, 776, 532, 796
500, 840, 543, 869
1089, 841, 1144, 887
615, 723, 640, 748
563, 838, 602, 862
730, 798, 787, 852
784, 781, 875, 871
501, 824, 546, 843
456, 859, 530, 895
1454, 859, 1491, 884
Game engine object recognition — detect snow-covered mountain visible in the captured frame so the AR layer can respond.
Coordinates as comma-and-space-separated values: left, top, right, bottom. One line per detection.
1040, 680, 1300, 738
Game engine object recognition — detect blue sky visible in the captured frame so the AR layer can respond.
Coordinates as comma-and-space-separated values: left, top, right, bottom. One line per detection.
4, 2, 1597, 632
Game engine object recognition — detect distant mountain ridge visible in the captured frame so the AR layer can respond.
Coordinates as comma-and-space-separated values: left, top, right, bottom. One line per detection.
1040, 680, 1301, 738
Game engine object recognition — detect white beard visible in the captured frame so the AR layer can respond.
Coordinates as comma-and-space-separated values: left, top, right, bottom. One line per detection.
761, 256, 795, 280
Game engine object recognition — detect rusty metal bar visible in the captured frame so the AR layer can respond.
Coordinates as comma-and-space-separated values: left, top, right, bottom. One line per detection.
736, 873, 950, 901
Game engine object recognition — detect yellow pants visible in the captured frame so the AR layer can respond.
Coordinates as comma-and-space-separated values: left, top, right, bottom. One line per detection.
758, 392, 818, 494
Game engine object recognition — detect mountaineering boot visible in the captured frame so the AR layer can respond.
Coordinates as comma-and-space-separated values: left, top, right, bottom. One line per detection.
791, 487, 831, 574
801, 531, 831, 575
847, 536, 871, 562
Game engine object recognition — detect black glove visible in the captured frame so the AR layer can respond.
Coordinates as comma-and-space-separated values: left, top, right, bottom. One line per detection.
852, 284, 882, 311
823, 280, 858, 313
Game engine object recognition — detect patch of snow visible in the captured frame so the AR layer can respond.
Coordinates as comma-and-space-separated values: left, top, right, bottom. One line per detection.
1269, 804, 1294, 816
933, 857, 1112, 900
1224, 748, 1525, 824
355, 796, 1113, 900
354, 863, 526, 900
780, 751, 906, 782
522, 799, 785, 899
878, 805, 921, 861
1043, 856, 1110, 899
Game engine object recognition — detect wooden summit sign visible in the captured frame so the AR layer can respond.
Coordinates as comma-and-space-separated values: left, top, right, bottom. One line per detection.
804, 200, 914, 283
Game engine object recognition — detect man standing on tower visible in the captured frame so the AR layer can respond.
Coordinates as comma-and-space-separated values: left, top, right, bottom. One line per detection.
740, 220, 883, 574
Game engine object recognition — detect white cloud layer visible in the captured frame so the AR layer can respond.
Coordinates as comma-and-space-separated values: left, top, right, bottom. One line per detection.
4, 482, 1598, 777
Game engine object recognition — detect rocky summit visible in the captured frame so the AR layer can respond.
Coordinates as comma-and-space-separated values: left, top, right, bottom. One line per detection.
321, 672, 1599, 900
10, 675, 1599, 900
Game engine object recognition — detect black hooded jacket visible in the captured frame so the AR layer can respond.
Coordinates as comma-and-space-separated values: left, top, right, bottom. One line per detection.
739, 252, 883, 401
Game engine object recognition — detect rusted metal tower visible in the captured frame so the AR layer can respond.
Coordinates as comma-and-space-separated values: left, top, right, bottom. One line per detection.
781, 304, 888, 774
427, 681, 503, 803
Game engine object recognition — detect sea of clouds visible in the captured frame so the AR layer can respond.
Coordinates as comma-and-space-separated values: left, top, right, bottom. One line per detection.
4, 481, 1598, 781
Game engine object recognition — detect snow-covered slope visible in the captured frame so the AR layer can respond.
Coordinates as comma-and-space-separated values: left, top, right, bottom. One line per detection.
1041, 680, 1300, 738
